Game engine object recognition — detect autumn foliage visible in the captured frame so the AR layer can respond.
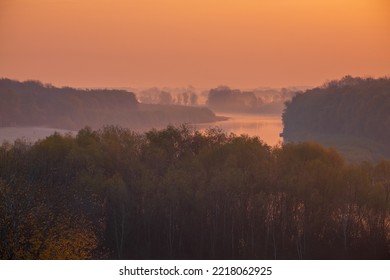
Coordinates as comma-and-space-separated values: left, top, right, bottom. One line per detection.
1, 126, 389, 259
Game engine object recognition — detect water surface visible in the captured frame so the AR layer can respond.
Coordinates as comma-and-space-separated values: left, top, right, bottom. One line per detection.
0, 115, 284, 146
195, 113, 283, 146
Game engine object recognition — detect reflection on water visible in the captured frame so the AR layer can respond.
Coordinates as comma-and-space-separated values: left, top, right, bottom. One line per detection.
194, 113, 283, 146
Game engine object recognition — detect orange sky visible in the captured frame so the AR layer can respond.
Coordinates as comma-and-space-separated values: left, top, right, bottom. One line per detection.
0, 0, 389, 88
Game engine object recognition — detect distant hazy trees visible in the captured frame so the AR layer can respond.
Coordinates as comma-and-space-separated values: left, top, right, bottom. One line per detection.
206, 86, 295, 114
207, 86, 259, 112
282, 76, 390, 147
1, 125, 389, 259
158, 91, 173, 105
138, 87, 198, 106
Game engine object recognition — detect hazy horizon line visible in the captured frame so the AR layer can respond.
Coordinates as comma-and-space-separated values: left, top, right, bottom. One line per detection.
2, 74, 389, 92
0, 75, 324, 91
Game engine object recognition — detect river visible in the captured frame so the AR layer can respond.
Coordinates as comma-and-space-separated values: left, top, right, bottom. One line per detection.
194, 113, 283, 146
0, 114, 283, 146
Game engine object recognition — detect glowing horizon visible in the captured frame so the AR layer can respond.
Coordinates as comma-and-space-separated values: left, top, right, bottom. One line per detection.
0, 0, 389, 88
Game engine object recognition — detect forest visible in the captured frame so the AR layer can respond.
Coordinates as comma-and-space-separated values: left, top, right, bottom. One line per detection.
282, 76, 390, 162
0, 79, 220, 131
1, 125, 389, 259
207, 86, 295, 114
135, 85, 295, 115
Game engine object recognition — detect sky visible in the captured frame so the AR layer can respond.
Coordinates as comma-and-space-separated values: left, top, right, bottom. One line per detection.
0, 0, 389, 88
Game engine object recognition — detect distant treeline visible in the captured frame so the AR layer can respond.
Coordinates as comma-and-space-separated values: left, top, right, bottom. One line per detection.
1, 126, 389, 259
137, 85, 295, 115
0, 79, 138, 129
282, 76, 390, 147
0, 79, 219, 130
206, 86, 296, 114
137, 87, 199, 106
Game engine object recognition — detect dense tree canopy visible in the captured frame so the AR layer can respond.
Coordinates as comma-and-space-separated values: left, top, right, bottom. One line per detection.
282, 76, 390, 159
0, 79, 138, 129
0, 79, 219, 131
1, 126, 389, 259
